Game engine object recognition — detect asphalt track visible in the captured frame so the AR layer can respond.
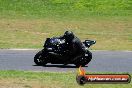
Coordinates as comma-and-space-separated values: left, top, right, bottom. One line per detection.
0, 49, 132, 72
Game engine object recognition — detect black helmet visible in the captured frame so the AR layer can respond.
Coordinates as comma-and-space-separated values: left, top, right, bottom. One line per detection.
64, 31, 74, 42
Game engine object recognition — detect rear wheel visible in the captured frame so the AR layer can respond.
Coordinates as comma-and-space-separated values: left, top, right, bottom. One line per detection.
34, 50, 47, 66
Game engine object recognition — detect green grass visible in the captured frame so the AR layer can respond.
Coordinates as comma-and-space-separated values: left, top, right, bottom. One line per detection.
0, 19, 131, 50
0, 70, 131, 88
0, 0, 132, 50
0, 0, 131, 19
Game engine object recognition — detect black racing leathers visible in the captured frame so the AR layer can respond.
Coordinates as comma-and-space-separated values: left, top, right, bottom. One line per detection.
68, 37, 86, 58
56, 35, 86, 63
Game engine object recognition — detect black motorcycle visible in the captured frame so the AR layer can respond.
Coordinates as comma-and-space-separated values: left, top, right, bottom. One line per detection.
34, 37, 96, 67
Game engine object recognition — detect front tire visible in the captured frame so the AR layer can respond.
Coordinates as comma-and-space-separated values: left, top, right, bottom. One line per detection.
74, 51, 92, 67
34, 50, 47, 66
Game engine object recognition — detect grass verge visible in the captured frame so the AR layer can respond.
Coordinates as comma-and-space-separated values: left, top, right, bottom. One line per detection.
0, 18, 131, 50
0, 0, 131, 50
0, 70, 131, 88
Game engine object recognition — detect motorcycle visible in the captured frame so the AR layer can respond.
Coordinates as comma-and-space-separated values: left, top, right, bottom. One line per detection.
34, 37, 96, 67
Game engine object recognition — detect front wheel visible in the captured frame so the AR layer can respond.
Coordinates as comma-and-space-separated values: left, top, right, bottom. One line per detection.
34, 50, 47, 66
74, 51, 92, 67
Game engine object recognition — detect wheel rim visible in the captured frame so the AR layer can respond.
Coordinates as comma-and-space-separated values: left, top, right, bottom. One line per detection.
75, 57, 89, 66
37, 55, 43, 63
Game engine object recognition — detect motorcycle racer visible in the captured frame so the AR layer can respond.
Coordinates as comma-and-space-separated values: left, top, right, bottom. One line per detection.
34, 30, 95, 66
58, 31, 87, 63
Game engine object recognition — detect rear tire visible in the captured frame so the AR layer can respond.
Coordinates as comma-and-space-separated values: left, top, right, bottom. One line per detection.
34, 50, 47, 66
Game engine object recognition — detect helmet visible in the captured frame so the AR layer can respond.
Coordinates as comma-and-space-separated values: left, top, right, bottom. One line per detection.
64, 31, 74, 42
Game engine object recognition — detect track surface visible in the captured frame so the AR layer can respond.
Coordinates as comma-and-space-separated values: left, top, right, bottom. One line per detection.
0, 49, 132, 72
